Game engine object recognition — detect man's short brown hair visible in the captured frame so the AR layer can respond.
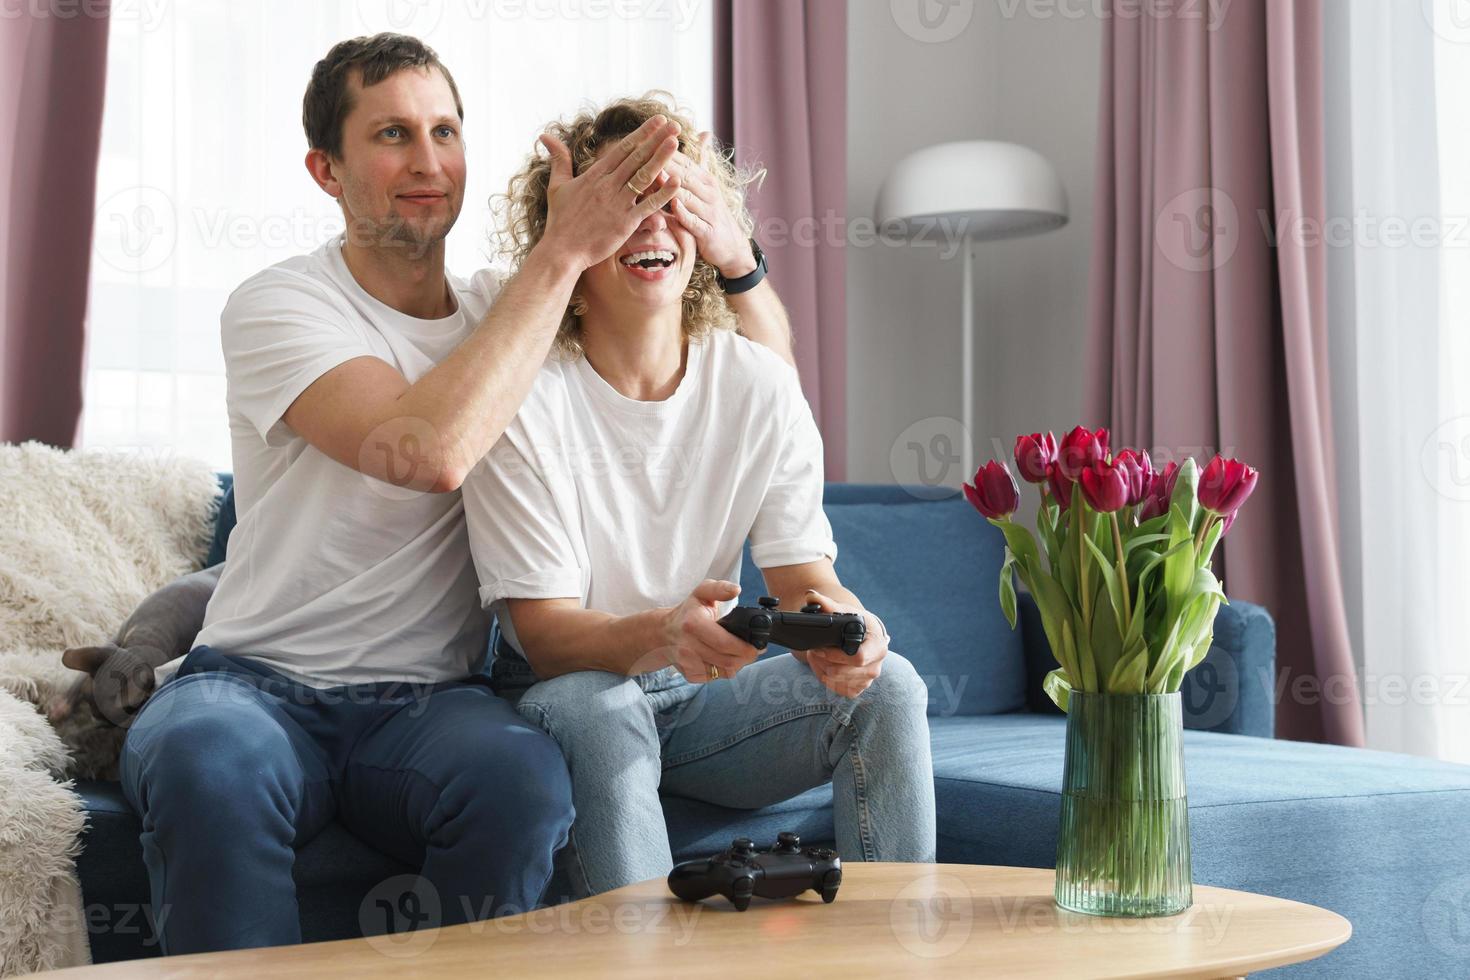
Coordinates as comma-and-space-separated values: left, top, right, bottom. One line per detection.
303, 33, 463, 160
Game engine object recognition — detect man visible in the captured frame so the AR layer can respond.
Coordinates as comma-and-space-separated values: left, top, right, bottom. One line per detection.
463, 96, 937, 900
52, 35, 794, 954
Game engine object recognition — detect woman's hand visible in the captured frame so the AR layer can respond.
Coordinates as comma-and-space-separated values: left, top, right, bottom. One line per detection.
799, 590, 889, 699
659, 579, 762, 683
668, 132, 757, 279
538, 115, 684, 272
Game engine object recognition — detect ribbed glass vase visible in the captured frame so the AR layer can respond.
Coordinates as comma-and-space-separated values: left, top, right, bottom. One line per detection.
1054, 691, 1193, 917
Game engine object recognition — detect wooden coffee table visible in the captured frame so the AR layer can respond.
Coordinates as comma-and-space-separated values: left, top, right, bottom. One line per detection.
46, 864, 1350, 978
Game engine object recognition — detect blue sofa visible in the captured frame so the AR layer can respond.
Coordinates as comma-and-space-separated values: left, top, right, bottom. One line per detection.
72, 481, 1470, 976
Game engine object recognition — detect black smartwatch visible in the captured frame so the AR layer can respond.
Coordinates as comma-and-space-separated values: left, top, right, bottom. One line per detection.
716, 238, 767, 295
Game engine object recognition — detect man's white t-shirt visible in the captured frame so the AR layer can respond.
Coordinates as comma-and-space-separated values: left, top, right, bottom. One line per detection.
460, 329, 837, 658
188, 233, 504, 688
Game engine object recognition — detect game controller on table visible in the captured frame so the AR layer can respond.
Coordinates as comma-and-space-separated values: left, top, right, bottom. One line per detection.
667, 833, 841, 911
717, 596, 866, 655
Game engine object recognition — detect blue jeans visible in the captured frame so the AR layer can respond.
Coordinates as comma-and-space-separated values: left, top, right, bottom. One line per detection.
494, 647, 936, 899
119, 646, 574, 955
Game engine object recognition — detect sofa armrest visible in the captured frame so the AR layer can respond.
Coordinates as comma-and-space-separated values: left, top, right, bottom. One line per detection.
1018, 592, 1277, 737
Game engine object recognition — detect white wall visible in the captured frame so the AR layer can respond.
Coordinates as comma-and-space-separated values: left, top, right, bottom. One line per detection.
846, 1, 1102, 500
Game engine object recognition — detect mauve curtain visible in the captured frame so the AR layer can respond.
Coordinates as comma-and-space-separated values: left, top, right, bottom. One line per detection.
0, 7, 110, 448
714, 0, 847, 480
1084, 0, 1365, 746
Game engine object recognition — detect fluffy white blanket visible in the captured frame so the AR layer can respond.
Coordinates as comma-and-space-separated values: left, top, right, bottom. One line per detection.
0, 442, 219, 975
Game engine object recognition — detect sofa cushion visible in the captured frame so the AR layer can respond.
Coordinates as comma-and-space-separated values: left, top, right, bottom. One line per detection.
929, 713, 1470, 979
816, 496, 1026, 717
204, 475, 234, 567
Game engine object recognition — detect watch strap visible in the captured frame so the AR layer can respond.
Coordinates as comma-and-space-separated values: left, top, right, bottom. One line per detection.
717, 239, 767, 295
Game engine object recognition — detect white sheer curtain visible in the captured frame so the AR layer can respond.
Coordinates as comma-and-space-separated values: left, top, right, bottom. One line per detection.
83, 0, 713, 469
1432, 2, 1470, 764
1326, 0, 1470, 763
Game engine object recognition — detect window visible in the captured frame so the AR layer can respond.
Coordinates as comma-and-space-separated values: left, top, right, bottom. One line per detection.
84, 0, 713, 469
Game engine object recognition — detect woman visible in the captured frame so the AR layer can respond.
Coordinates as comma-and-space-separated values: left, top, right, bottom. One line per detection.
460, 93, 937, 900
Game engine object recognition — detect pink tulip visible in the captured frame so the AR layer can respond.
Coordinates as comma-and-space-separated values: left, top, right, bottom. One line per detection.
1013, 432, 1058, 484
1199, 455, 1260, 517
1056, 426, 1110, 482
1080, 459, 1129, 513
1046, 462, 1073, 509
1137, 461, 1180, 523
963, 460, 1020, 519
1113, 448, 1154, 507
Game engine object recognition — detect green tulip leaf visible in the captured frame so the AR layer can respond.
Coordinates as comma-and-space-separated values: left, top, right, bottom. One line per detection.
1059, 501, 1086, 602
1134, 531, 1193, 617
1171, 457, 1201, 530
1151, 588, 1221, 691
998, 547, 1019, 630
1043, 668, 1073, 713
1185, 617, 1220, 674
990, 519, 1043, 585
1164, 656, 1187, 693
1107, 644, 1149, 694
1197, 516, 1225, 569
1132, 513, 1170, 538
1040, 497, 1061, 541
1038, 507, 1062, 577
1092, 509, 1114, 556
1073, 608, 1096, 687
1146, 614, 1185, 692
1062, 617, 1095, 692
1192, 565, 1227, 603
1089, 584, 1124, 686
1179, 590, 1224, 676
1163, 503, 1195, 623
1082, 534, 1127, 638
1135, 537, 1191, 580
1028, 571, 1076, 680
1123, 532, 1173, 557
1122, 574, 1148, 652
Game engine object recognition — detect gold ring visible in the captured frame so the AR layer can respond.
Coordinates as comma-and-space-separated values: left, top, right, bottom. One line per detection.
625, 178, 643, 195
708, 664, 720, 681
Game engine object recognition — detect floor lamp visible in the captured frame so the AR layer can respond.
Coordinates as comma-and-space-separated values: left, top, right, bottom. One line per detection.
875, 140, 1070, 480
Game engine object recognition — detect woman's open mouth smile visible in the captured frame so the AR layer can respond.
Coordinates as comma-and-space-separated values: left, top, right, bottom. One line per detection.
618, 248, 678, 282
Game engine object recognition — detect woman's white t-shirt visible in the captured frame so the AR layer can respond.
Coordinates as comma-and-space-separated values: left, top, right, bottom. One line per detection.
188, 233, 504, 688
460, 329, 837, 657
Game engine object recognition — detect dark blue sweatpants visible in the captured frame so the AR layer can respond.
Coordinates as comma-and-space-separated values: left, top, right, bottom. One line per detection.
119, 645, 574, 955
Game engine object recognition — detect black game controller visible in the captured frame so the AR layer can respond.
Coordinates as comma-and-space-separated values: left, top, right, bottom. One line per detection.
667, 833, 841, 911
718, 596, 866, 655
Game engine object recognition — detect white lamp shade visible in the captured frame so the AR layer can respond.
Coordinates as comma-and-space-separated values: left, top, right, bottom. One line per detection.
875, 140, 1069, 241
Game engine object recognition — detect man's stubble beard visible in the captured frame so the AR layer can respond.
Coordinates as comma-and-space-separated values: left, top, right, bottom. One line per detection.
344, 212, 458, 261
340, 186, 462, 262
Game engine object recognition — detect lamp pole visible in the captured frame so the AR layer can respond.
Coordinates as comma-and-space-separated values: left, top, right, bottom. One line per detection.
961, 231, 975, 482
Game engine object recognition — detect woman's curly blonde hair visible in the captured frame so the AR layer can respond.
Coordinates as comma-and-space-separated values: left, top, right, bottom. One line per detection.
494, 92, 762, 359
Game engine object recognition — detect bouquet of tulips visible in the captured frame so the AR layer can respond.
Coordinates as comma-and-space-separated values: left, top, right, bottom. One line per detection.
963, 427, 1259, 712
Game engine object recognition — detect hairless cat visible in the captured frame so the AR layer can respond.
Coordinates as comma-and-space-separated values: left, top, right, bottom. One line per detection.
49, 564, 222, 727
